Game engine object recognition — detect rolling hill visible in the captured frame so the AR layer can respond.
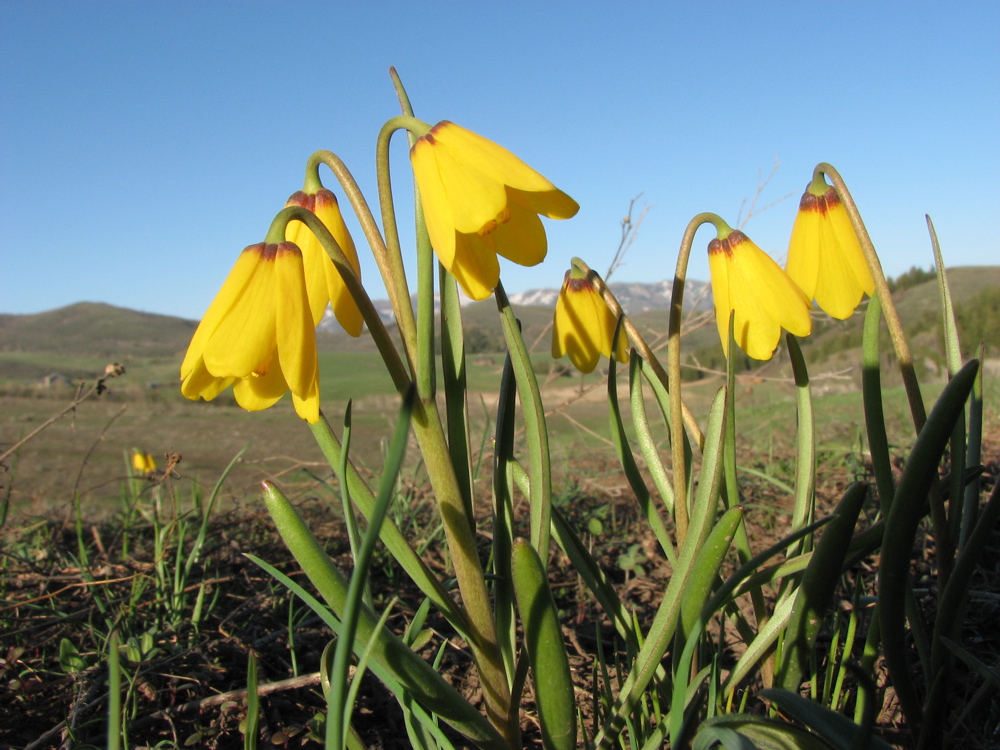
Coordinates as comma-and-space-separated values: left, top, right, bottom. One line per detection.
1, 267, 996, 385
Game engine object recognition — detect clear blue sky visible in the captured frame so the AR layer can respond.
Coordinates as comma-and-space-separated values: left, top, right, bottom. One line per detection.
3, 2, 997, 320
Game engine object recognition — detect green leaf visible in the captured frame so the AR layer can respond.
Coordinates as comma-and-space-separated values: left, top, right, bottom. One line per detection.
759, 689, 894, 750
878, 358, 979, 734
58, 638, 85, 674
776, 483, 868, 691
512, 538, 577, 750
244, 653, 259, 750
697, 714, 835, 750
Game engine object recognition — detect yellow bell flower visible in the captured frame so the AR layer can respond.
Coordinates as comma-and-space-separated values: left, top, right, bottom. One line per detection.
551, 268, 628, 373
786, 178, 874, 320
410, 121, 579, 300
284, 188, 364, 336
131, 450, 156, 474
180, 242, 320, 423
708, 229, 812, 360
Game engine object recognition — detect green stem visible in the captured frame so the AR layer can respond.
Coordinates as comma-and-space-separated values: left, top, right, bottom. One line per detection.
266, 206, 410, 393
668, 212, 728, 546
388, 72, 437, 403
818, 163, 926, 432
308, 413, 469, 635
330, 387, 414, 750
572, 257, 705, 450
374, 115, 434, 376
495, 281, 552, 556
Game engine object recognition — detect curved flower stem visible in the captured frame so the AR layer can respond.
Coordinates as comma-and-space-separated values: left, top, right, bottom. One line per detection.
266, 206, 410, 393
818, 163, 926, 432
306, 148, 418, 377
571, 258, 705, 451
373, 115, 434, 378
270, 204, 515, 745
669, 212, 728, 546
388, 71, 437, 403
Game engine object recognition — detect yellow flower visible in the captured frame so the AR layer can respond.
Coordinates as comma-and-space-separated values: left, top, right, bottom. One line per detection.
180, 242, 320, 423
410, 121, 579, 300
551, 269, 628, 373
132, 450, 156, 474
285, 188, 364, 336
786, 180, 874, 320
708, 229, 812, 360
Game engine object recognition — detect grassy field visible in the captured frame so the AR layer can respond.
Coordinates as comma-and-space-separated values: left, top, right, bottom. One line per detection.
3, 341, 994, 521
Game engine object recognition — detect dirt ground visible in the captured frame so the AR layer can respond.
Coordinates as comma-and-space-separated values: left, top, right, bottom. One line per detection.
2, 433, 998, 749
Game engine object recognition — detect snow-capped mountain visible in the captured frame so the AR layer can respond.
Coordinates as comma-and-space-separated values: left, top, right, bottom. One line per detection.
316, 279, 712, 331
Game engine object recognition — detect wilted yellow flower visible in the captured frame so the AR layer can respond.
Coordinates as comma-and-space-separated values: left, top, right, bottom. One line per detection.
786, 178, 874, 319
708, 229, 812, 360
132, 450, 156, 474
180, 242, 320, 423
410, 121, 579, 300
551, 269, 628, 373
285, 188, 364, 336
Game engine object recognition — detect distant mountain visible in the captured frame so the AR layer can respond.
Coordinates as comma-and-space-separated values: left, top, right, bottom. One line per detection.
316, 278, 713, 332
509, 279, 713, 313
0, 302, 196, 358
3, 267, 995, 381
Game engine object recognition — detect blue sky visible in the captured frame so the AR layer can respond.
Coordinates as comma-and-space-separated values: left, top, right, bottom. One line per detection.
3, 2, 997, 320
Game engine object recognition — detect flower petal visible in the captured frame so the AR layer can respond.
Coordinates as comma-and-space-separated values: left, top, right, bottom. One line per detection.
273, 243, 318, 401
180, 354, 234, 401
315, 191, 365, 337
708, 246, 734, 357
492, 197, 547, 266
429, 122, 560, 194
411, 138, 458, 269
786, 208, 822, 300
423, 136, 508, 234
732, 235, 812, 339
449, 232, 501, 300
726, 250, 785, 360
202, 245, 279, 378
232, 354, 288, 411
508, 186, 579, 220
181, 246, 261, 379
828, 201, 875, 295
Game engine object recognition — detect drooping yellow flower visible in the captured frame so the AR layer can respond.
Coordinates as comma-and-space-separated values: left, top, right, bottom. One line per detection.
551, 268, 628, 373
131, 450, 156, 474
708, 229, 812, 360
180, 242, 320, 423
410, 121, 579, 300
786, 178, 874, 320
284, 188, 364, 336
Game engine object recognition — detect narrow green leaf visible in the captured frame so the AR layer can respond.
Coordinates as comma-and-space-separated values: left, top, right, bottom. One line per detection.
786, 335, 816, 556
878, 358, 979, 737
330, 387, 415, 750
107, 631, 121, 750
596, 389, 728, 749
512, 538, 577, 750
550, 507, 638, 655
440, 269, 475, 521
671, 507, 745, 743
611, 349, 675, 566
861, 294, 895, 513
259, 485, 507, 749
309, 416, 470, 638
697, 714, 837, 750
776, 483, 868, 691
244, 653, 259, 750
629, 352, 676, 523
495, 281, 552, 554
758, 688, 893, 750
493, 352, 519, 682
